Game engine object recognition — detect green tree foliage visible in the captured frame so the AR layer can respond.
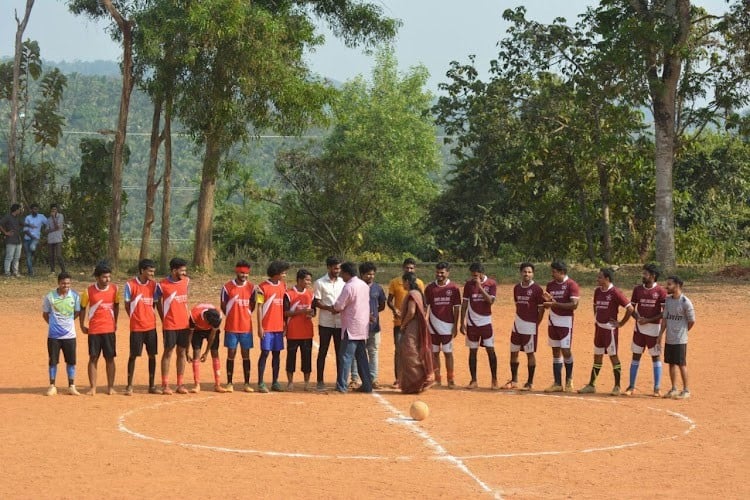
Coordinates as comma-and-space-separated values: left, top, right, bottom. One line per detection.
67, 138, 129, 262
131, 0, 398, 270
0, 39, 67, 209
273, 49, 441, 259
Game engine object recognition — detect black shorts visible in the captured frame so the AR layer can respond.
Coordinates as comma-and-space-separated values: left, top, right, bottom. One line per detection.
286, 339, 313, 373
164, 329, 191, 350
664, 343, 687, 366
191, 329, 220, 351
88, 333, 116, 359
130, 329, 158, 357
48, 338, 76, 365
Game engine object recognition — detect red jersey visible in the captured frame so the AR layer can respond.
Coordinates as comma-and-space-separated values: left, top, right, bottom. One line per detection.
221, 279, 256, 334
125, 277, 156, 332
513, 281, 544, 335
594, 284, 630, 326
631, 283, 667, 335
285, 286, 314, 340
425, 280, 461, 335
463, 277, 496, 328
258, 279, 286, 332
157, 277, 190, 330
190, 303, 220, 331
545, 277, 580, 328
82, 283, 119, 335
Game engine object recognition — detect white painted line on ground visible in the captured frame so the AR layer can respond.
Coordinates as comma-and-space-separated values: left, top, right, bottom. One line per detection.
371, 392, 502, 499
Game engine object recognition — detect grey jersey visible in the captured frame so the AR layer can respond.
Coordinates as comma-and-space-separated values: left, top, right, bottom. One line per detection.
662, 295, 695, 345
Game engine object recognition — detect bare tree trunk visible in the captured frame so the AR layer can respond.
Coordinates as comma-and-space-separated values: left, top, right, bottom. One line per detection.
139, 97, 163, 261
8, 0, 34, 204
597, 161, 612, 263
192, 137, 221, 271
653, 99, 677, 271
159, 96, 173, 272
102, 0, 135, 272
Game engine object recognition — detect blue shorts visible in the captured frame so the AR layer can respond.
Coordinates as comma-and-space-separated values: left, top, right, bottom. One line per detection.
260, 332, 284, 352
225, 332, 254, 350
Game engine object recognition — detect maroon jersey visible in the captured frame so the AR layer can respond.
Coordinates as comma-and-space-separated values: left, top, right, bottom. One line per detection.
545, 277, 580, 328
513, 281, 544, 334
630, 283, 667, 335
594, 285, 630, 325
425, 280, 462, 335
463, 277, 496, 328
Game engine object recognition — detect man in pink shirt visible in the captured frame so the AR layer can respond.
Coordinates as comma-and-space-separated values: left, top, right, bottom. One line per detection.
333, 262, 372, 393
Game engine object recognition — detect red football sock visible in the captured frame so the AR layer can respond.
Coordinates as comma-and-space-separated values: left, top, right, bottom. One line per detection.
212, 357, 221, 385
192, 360, 200, 384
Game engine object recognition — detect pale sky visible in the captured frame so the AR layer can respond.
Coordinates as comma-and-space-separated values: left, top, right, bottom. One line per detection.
0, 0, 734, 92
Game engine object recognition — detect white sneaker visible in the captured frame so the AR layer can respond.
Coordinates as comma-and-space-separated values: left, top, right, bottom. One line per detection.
68, 385, 81, 396
46, 385, 57, 396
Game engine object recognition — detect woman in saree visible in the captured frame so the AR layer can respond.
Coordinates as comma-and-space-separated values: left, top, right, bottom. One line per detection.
398, 271, 435, 394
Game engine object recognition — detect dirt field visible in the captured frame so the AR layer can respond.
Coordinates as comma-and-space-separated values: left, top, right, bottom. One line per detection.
1, 273, 747, 499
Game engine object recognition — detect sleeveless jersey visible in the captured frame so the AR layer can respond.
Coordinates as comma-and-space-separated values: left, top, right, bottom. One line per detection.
157, 277, 190, 330
82, 283, 119, 334
190, 303, 219, 331
258, 279, 286, 332
125, 277, 156, 332
221, 279, 255, 334
285, 286, 314, 340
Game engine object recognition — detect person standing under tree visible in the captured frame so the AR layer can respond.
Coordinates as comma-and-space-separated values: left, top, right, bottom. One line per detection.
156, 257, 191, 395
660, 276, 696, 399
256, 260, 289, 393
42, 272, 81, 396
79, 262, 120, 395
284, 269, 316, 391
502, 263, 545, 391
1, 203, 23, 277
542, 261, 580, 393
22, 203, 47, 277
460, 262, 499, 390
124, 259, 159, 395
424, 262, 461, 388
624, 263, 667, 397
45, 204, 65, 274
578, 268, 634, 396
221, 260, 257, 393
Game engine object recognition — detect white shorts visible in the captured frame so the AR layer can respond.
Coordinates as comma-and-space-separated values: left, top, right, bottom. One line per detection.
432, 339, 453, 353
466, 334, 494, 349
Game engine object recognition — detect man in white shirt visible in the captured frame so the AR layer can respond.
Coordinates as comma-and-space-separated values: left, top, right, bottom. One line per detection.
313, 256, 344, 391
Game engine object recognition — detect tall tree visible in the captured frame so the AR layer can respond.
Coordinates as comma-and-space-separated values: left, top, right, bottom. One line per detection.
69, 0, 136, 270
585, 0, 750, 269
147, 0, 397, 270
7, 0, 34, 204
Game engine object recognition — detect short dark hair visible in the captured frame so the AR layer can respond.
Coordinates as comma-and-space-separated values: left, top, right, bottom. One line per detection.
325, 256, 341, 267
169, 257, 187, 270
94, 261, 112, 277
57, 271, 71, 282
30, 203, 39, 209
643, 263, 660, 280
403, 257, 417, 267
436, 261, 451, 270
235, 259, 251, 269
296, 268, 312, 281
267, 260, 289, 277
600, 267, 615, 282
551, 261, 568, 273
667, 275, 684, 287
359, 261, 377, 275
469, 262, 484, 273
10, 203, 21, 213
340, 261, 357, 277
204, 308, 222, 328
138, 258, 156, 272
50, 203, 58, 210
519, 262, 534, 272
